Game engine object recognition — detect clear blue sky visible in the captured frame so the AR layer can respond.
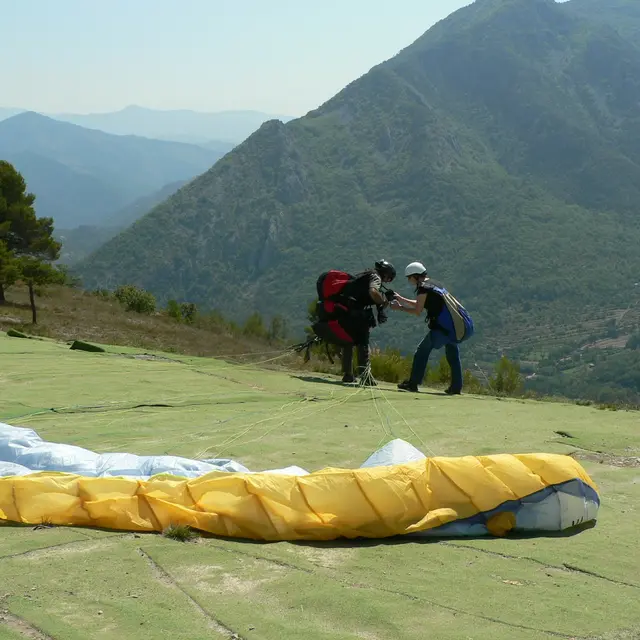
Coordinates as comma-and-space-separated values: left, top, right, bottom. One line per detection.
2, 0, 472, 117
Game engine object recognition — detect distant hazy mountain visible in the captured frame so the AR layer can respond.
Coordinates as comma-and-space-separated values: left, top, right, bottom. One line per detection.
108, 179, 189, 228
0, 105, 293, 146
0, 108, 23, 121
50, 105, 296, 145
55, 180, 189, 265
55, 225, 123, 266
0, 112, 224, 228
4, 151, 127, 229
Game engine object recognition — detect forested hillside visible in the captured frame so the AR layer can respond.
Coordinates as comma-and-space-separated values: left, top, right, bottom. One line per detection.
73, 0, 640, 404
570, 0, 640, 44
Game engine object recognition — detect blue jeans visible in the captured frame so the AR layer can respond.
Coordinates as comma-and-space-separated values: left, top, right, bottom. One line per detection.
409, 330, 463, 391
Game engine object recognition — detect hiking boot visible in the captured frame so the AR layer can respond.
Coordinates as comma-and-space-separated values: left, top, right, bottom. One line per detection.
397, 380, 418, 392
444, 387, 461, 395
342, 373, 355, 383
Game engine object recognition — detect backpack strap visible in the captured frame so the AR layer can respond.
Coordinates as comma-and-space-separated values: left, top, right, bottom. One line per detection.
292, 336, 321, 362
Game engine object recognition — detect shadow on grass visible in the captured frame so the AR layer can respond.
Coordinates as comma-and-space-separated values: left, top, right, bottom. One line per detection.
188, 520, 597, 549
1, 520, 596, 551
290, 374, 449, 397
285, 520, 597, 549
0, 521, 137, 535
290, 375, 346, 387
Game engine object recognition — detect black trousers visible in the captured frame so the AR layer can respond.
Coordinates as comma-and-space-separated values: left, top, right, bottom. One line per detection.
339, 308, 373, 376
341, 342, 370, 376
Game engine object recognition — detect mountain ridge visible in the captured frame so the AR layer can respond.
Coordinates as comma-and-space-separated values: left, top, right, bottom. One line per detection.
72, 0, 640, 403
0, 112, 225, 228
0, 105, 297, 146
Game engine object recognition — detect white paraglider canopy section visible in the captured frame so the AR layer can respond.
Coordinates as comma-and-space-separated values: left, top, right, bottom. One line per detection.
0, 422, 424, 479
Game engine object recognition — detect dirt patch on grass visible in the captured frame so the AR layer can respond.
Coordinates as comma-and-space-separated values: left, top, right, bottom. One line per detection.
32, 539, 119, 560
294, 545, 357, 569
591, 629, 640, 640
0, 611, 53, 639
125, 353, 181, 362
43, 601, 120, 637
178, 563, 285, 596
569, 451, 640, 468
586, 336, 631, 350
4, 537, 123, 562
219, 574, 271, 595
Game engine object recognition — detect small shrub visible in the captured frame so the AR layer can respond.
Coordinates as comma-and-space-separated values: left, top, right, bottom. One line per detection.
180, 302, 197, 324
162, 523, 199, 542
268, 314, 288, 342
243, 312, 268, 339
424, 356, 450, 386
435, 356, 452, 384
166, 300, 197, 324
227, 319, 241, 336
488, 355, 524, 396
370, 348, 411, 383
463, 369, 486, 394
626, 332, 640, 350
166, 299, 182, 321
114, 284, 156, 314
33, 516, 55, 530
56, 264, 82, 288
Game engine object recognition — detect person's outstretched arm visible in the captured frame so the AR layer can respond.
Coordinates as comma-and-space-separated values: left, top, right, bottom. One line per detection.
393, 293, 416, 307
391, 293, 426, 316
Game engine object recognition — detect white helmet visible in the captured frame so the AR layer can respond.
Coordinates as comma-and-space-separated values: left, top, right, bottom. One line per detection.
404, 261, 427, 277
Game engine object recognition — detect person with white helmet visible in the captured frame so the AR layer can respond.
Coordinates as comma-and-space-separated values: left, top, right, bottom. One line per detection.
389, 261, 468, 394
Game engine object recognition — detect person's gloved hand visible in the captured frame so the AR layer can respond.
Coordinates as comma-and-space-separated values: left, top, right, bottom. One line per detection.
383, 289, 396, 301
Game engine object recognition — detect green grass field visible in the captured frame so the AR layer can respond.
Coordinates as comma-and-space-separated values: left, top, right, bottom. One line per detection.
1, 330, 639, 640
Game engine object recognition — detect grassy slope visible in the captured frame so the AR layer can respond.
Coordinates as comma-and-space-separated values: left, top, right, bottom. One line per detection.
0, 284, 291, 362
0, 326, 639, 639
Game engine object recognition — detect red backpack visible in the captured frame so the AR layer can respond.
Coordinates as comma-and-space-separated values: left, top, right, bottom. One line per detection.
292, 270, 370, 361
316, 270, 356, 318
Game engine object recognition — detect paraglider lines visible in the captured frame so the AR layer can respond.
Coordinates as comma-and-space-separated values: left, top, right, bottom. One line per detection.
207, 385, 370, 458
358, 360, 438, 457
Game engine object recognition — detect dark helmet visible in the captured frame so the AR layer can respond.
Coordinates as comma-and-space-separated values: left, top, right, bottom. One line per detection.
374, 259, 396, 282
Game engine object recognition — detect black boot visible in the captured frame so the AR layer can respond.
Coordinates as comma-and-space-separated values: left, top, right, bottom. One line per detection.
398, 380, 419, 392
341, 347, 354, 383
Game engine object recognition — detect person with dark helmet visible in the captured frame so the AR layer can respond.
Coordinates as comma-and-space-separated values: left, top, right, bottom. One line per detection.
340, 259, 396, 384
